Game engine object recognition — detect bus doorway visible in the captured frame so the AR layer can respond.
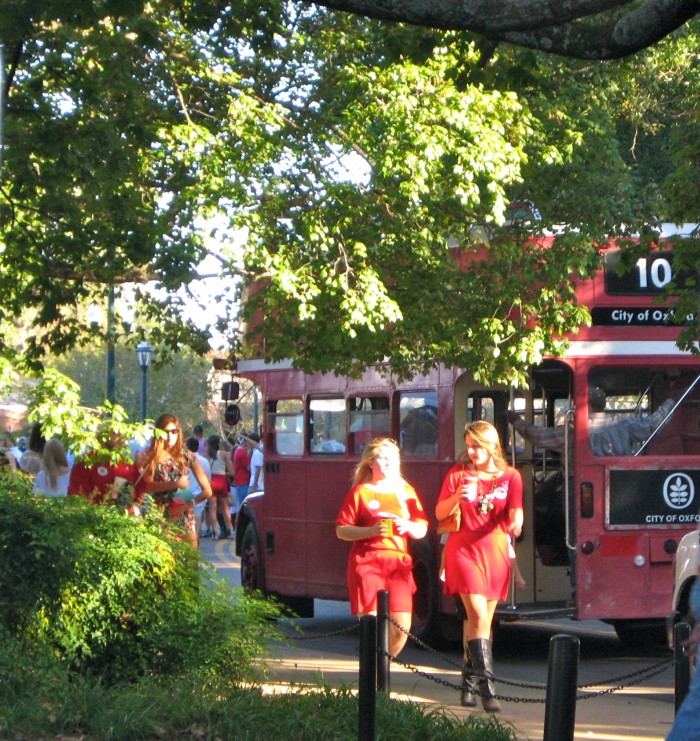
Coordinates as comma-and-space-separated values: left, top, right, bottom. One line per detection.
505, 360, 575, 617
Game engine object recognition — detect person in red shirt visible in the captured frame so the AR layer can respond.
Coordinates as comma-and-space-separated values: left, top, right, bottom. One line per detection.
435, 420, 523, 713
68, 431, 142, 507
335, 437, 428, 657
231, 435, 251, 511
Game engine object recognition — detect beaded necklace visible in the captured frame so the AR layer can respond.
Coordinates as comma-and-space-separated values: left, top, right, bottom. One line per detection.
476, 473, 498, 514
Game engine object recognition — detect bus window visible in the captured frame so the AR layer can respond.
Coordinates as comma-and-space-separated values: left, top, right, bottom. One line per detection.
268, 399, 304, 456
309, 397, 347, 454
467, 394, 496, 424
399, 392, 438, 457
587, 366, 699, 456
505, 394, 528, 455
349, 396, 390, 455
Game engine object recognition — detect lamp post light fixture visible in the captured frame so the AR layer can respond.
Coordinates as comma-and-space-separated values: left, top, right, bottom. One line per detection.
136, 341, 153, 421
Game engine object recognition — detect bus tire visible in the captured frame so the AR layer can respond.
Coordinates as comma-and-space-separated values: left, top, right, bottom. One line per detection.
240, 524, 265, 593
409, 538, 439, 644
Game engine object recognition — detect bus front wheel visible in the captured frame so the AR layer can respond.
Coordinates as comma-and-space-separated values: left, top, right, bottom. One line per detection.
241, 524, 265, 593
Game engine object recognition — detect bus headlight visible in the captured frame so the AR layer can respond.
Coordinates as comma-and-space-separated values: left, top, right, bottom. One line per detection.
633, 554, 646, 567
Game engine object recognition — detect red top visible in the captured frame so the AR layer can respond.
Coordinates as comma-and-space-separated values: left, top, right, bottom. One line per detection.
68, 457, 141, 504
437, 464, 523, 534
232, 445, 251, 486
336, 481, 428, 558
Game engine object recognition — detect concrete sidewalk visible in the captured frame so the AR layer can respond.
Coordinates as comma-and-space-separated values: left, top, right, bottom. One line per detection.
199, 537, 676, 741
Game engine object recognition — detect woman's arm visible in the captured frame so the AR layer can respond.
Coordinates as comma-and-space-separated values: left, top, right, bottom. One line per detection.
435, 491, 461, 521
507, 507, 524, 538
336, 522, 388, 541
222, 450, 235, 478
142, 476, 189, 494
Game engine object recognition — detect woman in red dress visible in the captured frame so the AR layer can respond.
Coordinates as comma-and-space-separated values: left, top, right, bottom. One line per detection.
335, 438, 428, 657
435, 421, 523, 713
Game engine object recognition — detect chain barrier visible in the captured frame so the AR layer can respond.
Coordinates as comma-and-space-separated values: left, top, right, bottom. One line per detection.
385, 616, 677, 704
274, 614, 677, 704
282, 622, 359, 641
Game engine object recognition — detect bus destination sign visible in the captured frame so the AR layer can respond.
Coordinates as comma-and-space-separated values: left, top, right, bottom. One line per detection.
604, 250, 675, 296
591, 306, 688, 327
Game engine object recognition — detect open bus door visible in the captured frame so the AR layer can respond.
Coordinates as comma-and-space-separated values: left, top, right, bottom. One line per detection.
498, 360, 576, 622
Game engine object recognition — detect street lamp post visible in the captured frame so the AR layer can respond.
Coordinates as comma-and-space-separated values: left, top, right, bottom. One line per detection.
87, 295, 116, 405
136, 341, 153, 421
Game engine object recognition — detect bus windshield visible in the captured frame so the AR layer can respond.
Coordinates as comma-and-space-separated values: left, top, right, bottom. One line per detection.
588, 366, 700, 457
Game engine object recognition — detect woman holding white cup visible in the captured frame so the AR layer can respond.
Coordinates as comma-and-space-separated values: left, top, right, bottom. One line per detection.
435, 421, 523, 713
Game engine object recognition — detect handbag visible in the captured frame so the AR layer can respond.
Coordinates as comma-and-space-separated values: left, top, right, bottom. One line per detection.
436, 505, 461, 534
436, 465, 466, 534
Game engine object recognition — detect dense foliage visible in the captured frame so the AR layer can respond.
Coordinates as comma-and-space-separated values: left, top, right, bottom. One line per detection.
0, 474, 283, 682
0, 2, 699, 387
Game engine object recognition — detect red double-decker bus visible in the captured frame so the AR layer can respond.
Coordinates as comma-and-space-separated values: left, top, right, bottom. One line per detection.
234, 228, 700, 644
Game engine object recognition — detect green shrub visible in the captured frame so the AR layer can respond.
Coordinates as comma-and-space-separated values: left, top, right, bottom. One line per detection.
0, 477, 283, 683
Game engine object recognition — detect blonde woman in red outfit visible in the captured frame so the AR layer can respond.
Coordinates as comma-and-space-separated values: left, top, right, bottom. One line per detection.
335, 438, 428, 657
435, 421, 523, 713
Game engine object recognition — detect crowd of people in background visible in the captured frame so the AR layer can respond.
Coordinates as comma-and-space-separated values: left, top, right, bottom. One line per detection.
0, 418, 264, 549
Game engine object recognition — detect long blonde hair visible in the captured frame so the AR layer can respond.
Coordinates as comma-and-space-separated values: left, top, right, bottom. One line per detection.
457, 420, 508, 471
351, 437, 402, 488
42, 438, 69, 489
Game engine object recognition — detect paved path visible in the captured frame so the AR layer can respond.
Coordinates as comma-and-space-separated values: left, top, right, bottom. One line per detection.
199, 537, 677, 741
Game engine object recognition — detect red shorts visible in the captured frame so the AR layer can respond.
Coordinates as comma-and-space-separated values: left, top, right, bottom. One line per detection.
347, 550, 416, 614
211, 474, 229, 499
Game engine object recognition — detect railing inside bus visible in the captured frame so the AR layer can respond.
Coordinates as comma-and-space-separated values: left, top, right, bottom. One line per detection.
564, 406, 574, 554
636, 371, 700, 456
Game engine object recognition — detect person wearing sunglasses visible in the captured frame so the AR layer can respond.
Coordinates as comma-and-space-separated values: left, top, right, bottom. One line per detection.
139, 414, 213, 549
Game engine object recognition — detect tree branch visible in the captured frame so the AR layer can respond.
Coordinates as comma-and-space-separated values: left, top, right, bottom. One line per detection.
303, 0, 700, 59
494, 0, 700, 59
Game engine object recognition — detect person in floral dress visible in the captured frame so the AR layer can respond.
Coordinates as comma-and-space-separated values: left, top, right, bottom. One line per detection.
139, 414, 212, 549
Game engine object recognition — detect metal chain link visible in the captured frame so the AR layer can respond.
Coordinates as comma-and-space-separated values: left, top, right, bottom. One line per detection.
385, 615, 677, 702
282, 622, 359, 641
383, 650, 547, 704
275, 615, 676, 703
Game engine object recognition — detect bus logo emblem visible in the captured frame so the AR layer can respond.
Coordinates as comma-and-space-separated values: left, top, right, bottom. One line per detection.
663, 473, 695, 510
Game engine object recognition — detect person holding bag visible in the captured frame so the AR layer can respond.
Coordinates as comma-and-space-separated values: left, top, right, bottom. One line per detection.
435, 421, 523, 713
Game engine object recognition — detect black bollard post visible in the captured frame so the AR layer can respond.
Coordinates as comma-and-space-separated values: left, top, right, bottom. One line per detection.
543, 634, 579, 741
674, 621, 691, 713
358, 615, 377, 741
377, 590, 391, 695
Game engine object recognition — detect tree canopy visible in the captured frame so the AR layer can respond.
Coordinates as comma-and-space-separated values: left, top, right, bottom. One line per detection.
0, 1, 699, 387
